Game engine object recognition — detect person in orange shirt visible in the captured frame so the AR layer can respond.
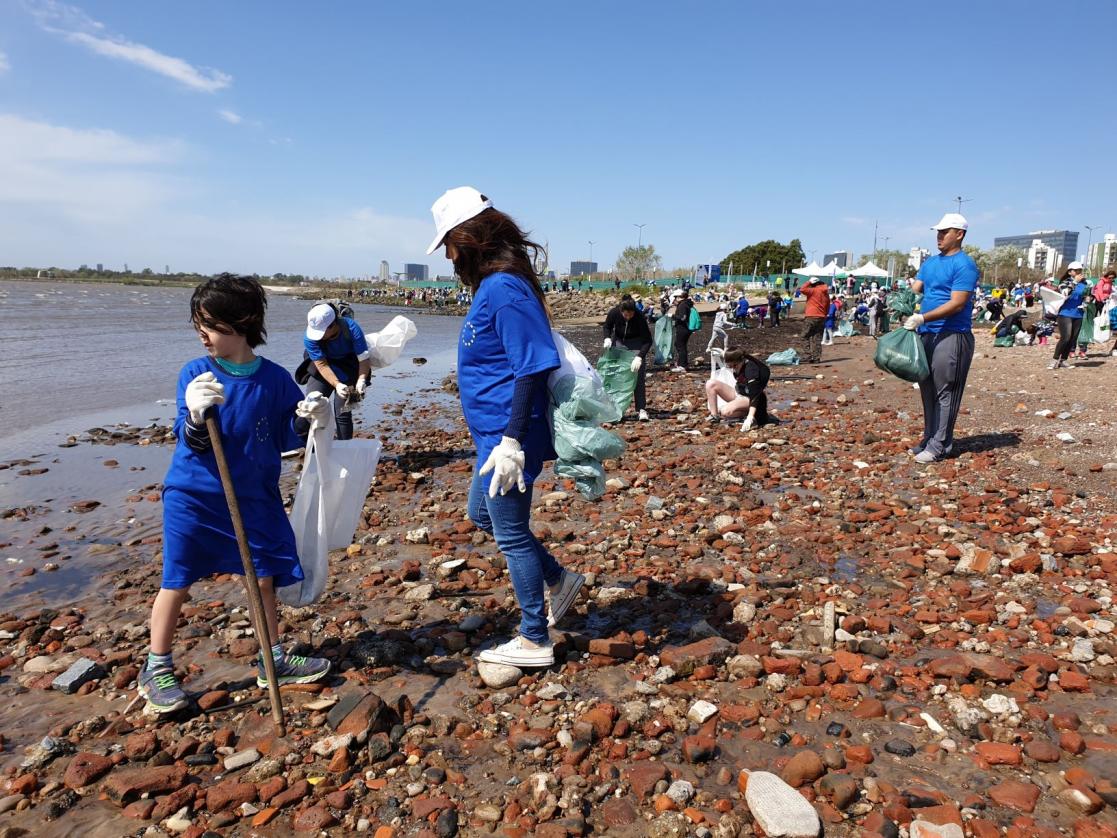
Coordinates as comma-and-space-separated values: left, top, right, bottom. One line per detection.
797, 277, 831, 363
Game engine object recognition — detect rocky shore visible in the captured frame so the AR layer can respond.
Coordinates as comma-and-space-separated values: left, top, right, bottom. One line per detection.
0, 319, 1115, 837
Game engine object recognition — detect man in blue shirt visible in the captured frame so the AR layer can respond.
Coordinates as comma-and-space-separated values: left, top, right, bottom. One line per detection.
904, 213, 980, 464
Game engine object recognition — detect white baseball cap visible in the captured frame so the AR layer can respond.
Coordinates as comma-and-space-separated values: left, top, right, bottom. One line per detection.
932, 212, 969, 231
426, 186, 493, 255
1067, 261, 1084, 270
306, 303, 336, 340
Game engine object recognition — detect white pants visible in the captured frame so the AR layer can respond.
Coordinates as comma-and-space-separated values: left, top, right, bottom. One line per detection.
706, 328, 729, 353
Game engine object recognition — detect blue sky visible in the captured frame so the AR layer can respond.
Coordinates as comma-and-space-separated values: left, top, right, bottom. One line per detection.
1, 1, 1115, 277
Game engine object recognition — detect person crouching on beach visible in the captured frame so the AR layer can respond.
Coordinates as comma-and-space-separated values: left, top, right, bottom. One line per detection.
704, 348, 772, 431
426, 187, 585, 669
140, 274, 331, 715
603, 294, 653, 421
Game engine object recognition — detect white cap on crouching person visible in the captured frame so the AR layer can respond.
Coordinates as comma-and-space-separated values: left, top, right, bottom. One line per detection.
932, 212, 969, 231
306, 303, 336, 340
1067, 261, 1084, 271
426, 186, 493, 254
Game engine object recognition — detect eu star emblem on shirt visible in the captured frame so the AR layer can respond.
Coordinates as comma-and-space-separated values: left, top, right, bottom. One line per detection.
255, 416, 270, 443
461, 321, 477, 348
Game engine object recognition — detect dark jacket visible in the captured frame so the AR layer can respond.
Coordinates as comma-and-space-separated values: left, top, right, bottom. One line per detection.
735, 356, 771, 423
672, 298, 695, 331
603, 306, 653, 357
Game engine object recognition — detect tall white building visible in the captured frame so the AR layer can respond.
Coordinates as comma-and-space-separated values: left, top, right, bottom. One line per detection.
907, 247, 931, 270
378, 260, 390, 282
1088, 233, 1116, 274
1026, 239, 1062, 275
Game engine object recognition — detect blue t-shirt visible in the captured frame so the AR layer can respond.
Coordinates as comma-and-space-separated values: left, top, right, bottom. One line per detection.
916, 251, 980, 333
1058, 280, 1088, 319
162, 357, 306, 588
303, 316, 369, 383
458, 273, 560, 483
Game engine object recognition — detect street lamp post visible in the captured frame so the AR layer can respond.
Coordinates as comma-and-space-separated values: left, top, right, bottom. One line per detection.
1084, 225, 1099, 275
633, 225, 646, 281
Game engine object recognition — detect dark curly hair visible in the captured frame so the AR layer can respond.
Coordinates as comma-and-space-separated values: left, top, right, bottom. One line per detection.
190, 273, 268, 347
443, 206, 551, 321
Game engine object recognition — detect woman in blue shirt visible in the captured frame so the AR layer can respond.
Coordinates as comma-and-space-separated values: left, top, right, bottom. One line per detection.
1049, 262, 1089, 369
425, 187, 585, 670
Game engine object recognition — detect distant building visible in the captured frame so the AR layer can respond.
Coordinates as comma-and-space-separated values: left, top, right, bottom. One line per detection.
570, 261, 597, 277
823, 251, 850, 268
994, 230, 1078, 266
1088, 233, 1116, 274
908, 247, 931, 271
96, 263, 103, 272
378, 260, 390, 282
1026, 239, 1062, 275
403, 263, 429, 282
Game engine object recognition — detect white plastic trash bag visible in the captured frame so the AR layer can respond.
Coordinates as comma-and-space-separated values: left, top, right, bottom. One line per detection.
367, 315, 418, 369
709, 351, 737, 412
280, 420, 381, 607
1040, 287, 1065, 316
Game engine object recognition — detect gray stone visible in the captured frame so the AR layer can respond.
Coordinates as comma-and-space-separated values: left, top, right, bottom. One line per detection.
222, 749, 260, 771
744, 771, 821, 837
404, 583, 435, 602
0, 795, 22, 814
665, 779, 695, 805
51, 658, 104, 694
910, 821, 964, 838
821, 601, 836, 648
732, 600, 757, 624
478, 661, 522, 689
311, 732, 354, 756
459, 614, 485, 632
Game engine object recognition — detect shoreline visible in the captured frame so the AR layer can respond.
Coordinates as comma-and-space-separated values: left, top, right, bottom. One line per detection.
0, 320, 1115, 835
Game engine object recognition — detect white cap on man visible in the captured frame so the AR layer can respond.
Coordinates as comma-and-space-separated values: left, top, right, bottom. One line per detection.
426, 186, 493, 255
305, 303, 336, 340
932, 212, 969, 231
1067, 261, 1084, 271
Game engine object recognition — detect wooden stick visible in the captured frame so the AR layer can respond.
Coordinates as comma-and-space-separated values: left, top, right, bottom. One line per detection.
205, 414, 287, 738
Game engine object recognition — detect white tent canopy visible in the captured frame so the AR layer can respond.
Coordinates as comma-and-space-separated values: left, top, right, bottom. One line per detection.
819, 260, 843, 276
850, 261, 890, 278
792, 261, 826, 277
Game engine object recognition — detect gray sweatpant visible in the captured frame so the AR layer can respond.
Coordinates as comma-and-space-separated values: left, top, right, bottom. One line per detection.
917, 330, 974, 458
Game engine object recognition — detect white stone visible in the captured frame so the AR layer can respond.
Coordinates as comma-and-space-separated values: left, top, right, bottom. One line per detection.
163, 807, 193, 834
311, 733, 354, 756
404, 526, 430, 543
732, 600, 757, 624
910, 820, 964, 838
665, 779, 695, 805
404, 583, 435, 602
1069, 638, 1096, 662
222, 748, 260, 771
919, 713, 945, 735
744, 771, 821, 837
981, 694, 1018, 716
1056, 432, 1076, 444
478, 661, 522, 689
536, 683, 568, 700
687, 700, 719, 725
821, 601, 836, 649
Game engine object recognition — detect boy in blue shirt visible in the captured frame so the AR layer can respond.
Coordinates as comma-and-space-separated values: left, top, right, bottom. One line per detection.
904, 213, 980, 464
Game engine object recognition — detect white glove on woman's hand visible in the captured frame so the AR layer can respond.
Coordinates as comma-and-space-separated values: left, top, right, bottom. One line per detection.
479, 436, 526, 498
355, 376, 368, 395
630, 356, 643, 372
903, 314, 925, 331
296, 392, 331, 424
334, 382, 352, 401
741, 415, 754, 432
603, 338, 613, 349
185, 371, 225, 425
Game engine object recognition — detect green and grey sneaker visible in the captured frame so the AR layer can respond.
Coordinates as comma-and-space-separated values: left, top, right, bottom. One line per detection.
138, 665, 190, 715
257, 652, 331, 688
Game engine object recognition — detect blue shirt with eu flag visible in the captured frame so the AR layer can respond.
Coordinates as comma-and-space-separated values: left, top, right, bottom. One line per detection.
915, 251, 980, 334
458, 272, 559, 483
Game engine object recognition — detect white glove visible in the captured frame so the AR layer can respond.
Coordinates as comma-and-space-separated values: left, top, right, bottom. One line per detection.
741, 415, 754, 432
903, 314, 925, 331
630, 356, 642, 372
185, 371, 225, 425
603, 338, 613, 349
296, 391, 331, 424
479, 436, 526, 498
334, 382, 352, 401
355, 376, 368, 396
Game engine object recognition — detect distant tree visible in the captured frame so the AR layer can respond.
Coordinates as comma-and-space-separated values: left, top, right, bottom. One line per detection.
720, 239, 804, 276
615, 244, 661, 280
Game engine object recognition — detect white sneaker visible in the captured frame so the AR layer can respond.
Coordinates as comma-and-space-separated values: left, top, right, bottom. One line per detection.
1111, 350, 1117, 357
1048, 361, 1061, 370
914, 450, 937, 464
670, 366, 687, 373
638, 410, 649, 421
477, 636, 554, 668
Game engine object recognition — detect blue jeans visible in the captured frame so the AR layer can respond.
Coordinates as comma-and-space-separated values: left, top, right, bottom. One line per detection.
467, 469, 563, 644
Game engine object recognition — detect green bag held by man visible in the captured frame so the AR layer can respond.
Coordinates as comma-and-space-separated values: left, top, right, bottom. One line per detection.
874, 328, 929, 382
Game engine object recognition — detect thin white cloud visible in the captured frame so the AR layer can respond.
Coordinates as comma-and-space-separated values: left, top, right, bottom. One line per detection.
218, 109, 243, 125
0, 50, 10, 73
26, 1, 231, 93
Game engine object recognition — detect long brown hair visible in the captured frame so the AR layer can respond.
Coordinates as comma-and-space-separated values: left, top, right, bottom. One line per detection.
443, 207, 552, 321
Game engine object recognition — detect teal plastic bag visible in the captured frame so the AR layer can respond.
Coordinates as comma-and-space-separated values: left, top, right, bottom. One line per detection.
766, 348, 800, 365
653, 316, 674, 365
873, 328, 929, 382
837, 320, 854, 337
596, 347, 639, 416
887, 289, 919, 318
688, 306, 701, 331
548, 373, 625, 500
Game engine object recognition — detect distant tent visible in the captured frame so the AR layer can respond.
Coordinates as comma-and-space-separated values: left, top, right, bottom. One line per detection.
850, 261, 890, 278
792, 261, 827, 277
